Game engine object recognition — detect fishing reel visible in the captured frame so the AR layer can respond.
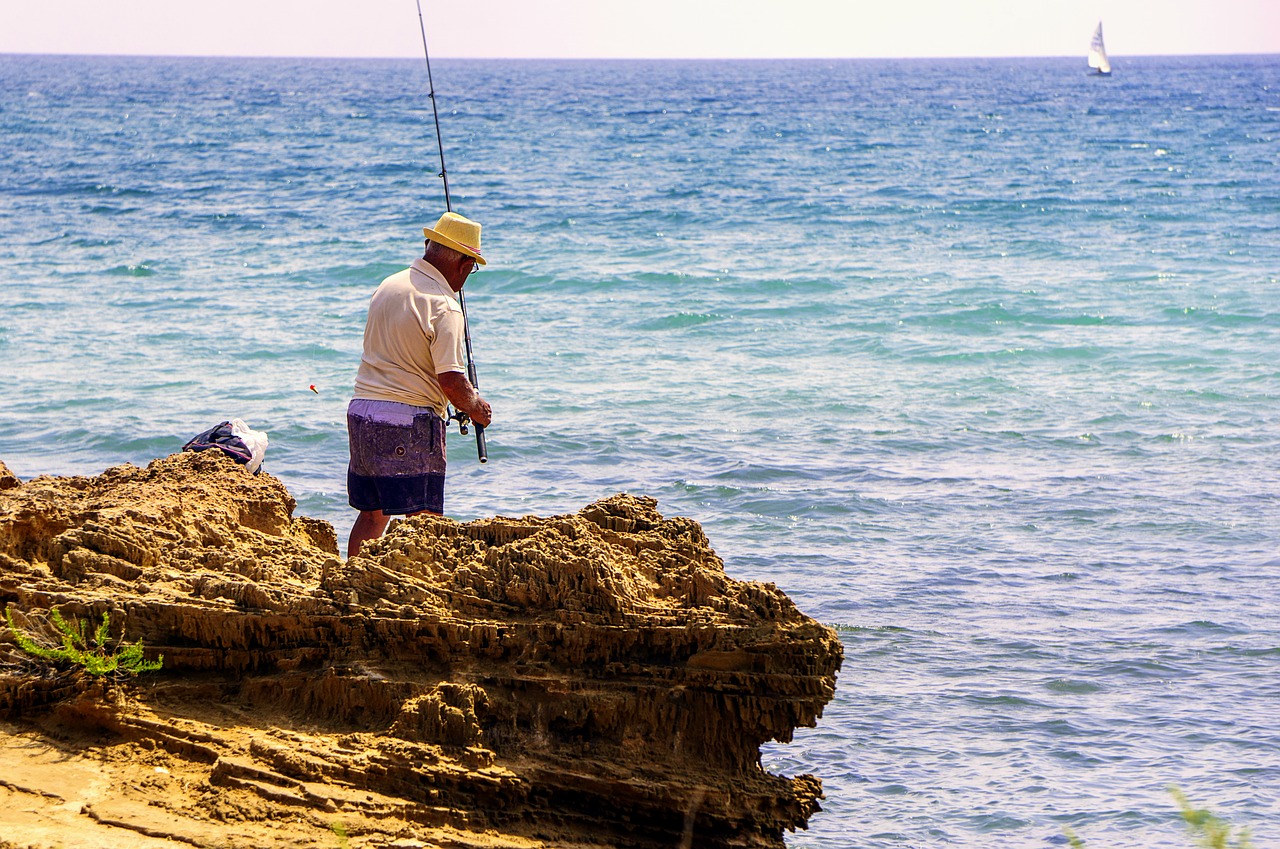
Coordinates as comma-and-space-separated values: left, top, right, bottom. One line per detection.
447, 406, 471, 436
448, 402, 487, 464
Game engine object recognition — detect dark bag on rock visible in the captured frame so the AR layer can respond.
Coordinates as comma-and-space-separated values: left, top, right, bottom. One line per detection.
182, 419, 268, 473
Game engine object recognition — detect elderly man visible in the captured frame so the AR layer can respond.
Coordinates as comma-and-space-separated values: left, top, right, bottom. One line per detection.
346, 211, 493, 558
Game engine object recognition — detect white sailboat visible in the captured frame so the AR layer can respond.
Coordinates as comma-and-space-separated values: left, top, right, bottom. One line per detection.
1088, 21, 1112, 76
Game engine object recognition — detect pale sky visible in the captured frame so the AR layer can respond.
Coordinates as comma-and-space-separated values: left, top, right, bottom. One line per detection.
3, 0, 1278, 59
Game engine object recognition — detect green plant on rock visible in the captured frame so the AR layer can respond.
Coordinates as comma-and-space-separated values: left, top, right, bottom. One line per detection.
1172, 788, 1253, 849
4, 605, 162, 677
1066, 790, 1253, 849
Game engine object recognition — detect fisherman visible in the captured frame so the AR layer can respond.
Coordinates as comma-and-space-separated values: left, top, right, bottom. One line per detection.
346, 212, 492, 558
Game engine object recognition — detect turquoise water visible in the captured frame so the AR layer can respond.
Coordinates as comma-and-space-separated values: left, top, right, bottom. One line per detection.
2, 53, 1279, 847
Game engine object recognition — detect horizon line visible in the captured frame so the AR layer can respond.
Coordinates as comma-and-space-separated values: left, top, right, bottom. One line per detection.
4, 49, 1279, 62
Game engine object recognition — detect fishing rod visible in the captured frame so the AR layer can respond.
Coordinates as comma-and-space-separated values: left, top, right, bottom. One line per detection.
415, 0, 487, 464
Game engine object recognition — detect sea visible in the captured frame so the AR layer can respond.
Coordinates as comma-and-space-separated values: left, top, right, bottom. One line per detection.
1, 53, 1278, 848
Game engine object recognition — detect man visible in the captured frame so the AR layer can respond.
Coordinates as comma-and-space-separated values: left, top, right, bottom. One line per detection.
346, 211, 493, 558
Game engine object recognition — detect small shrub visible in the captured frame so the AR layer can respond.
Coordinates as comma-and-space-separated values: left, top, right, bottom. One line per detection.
1172, 788, 1253, 849
1066, 790, 1253, 849
4, 605, 162, 677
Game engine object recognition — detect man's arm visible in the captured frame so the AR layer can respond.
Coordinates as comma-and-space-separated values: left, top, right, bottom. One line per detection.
439, 371, 492, 427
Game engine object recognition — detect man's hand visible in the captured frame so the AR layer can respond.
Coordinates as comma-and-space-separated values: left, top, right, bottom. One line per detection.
438, 371, 492, 427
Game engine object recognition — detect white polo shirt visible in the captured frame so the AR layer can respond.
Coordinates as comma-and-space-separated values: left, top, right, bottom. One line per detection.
353, 258, 467, 418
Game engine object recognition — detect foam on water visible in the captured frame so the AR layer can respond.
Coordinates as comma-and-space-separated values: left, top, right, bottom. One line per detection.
2, 53, 1280, 847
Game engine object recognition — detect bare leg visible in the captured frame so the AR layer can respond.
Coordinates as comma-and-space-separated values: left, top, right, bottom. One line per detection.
348, 510, 391, 559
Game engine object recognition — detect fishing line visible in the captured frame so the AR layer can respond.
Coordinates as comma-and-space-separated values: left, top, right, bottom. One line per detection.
414, 0, 488, 464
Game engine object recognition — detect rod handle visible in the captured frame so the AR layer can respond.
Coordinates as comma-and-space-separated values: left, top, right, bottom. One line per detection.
475, 423, 488, 464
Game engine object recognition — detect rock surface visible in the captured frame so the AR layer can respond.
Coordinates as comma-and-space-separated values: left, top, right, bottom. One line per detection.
0, 452, 842, 849
0, 460, 20, 491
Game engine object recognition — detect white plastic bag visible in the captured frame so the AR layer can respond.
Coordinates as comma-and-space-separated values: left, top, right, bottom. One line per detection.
228, 418, 268, 474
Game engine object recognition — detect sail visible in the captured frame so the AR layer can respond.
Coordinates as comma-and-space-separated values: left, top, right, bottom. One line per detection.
1088, 22, 1112, 74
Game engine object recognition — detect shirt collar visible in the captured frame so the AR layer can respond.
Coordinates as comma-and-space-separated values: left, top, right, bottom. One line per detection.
409, 258, 459, 302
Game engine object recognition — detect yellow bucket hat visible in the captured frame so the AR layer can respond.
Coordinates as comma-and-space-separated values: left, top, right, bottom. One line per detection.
423, 212, 486, 265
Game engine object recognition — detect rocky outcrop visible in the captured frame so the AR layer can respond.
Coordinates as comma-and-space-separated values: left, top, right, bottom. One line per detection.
0, 452, 842, 849
0, 460, 19, 491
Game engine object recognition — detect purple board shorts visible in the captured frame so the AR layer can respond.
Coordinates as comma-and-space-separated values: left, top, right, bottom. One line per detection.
347, 398, 446, 515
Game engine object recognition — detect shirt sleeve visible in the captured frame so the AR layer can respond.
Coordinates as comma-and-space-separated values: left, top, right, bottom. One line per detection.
431, 307, 468, 375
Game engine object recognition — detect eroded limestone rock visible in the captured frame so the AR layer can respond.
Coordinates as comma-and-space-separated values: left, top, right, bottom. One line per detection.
0, 460, 19, 491
0, 451, 842, 848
